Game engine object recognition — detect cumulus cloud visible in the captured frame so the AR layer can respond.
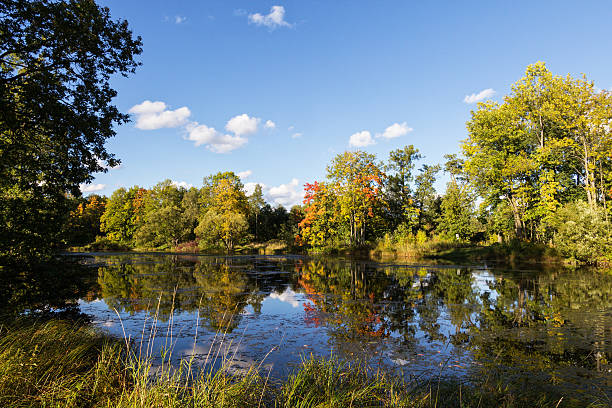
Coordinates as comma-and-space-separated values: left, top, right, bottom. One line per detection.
130, 101, 268, 153
237, 170, 252, 179
291, 132, 302, 139
244, 182, 265, 196
129, 100, 191, 130
267, 178, 303, 207
225, 114, 260, 136
377, 122, 413, 139
248, 6, 292, 29
463, 88, 496, 104
171, 180, 193, 189
185, 122, 247, 153
175, 16, 186, 24
80, 183, 106, 193
349, 130, 375, 147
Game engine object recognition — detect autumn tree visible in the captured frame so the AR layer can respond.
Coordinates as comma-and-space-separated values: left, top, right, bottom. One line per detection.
0, 0, 141, 265
196, 172, 249, 252
298, 181, 339, 248
326, 151, 385, 246
63, 194, 107, 246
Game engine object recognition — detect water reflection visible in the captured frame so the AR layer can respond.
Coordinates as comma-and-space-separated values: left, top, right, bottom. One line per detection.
7, 253, 610, 403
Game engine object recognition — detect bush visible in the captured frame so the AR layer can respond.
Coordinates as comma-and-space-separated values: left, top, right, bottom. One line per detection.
550, 201, 612, 264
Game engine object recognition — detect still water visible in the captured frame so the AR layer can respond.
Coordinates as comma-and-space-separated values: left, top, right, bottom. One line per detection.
5, 253, 612, 401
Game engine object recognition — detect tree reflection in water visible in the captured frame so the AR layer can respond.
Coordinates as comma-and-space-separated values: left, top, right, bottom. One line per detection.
92, 254, 611, 402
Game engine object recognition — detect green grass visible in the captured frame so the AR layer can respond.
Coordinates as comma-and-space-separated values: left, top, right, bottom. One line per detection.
0, 318, 608, 408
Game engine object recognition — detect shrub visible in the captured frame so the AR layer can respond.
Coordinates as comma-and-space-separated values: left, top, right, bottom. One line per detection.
550, 201, 612, 264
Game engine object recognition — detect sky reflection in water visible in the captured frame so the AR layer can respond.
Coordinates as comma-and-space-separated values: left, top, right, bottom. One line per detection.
67, 253, 612, 400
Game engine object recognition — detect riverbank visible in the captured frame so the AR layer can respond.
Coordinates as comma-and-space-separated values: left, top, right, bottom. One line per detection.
2, 318, 607, 408
68, 238, 582, 267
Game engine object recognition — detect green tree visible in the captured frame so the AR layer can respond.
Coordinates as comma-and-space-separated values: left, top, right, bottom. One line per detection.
134, 180, 193, 248
463, 62, 612, 244
413, 164, 441, 234
196, 172, 249, 252
100, 186, 146, 244
0, 0, 141, 265
385, 145, 421, 229
437, 180, 475, 240
247, 184, 265, 241
550, 201, 612, 263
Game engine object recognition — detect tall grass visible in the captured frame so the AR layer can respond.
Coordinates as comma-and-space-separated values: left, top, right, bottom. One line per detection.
1, 315, 607, 408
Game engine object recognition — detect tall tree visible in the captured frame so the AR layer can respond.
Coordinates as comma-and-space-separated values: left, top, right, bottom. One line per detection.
413, 164, 441, 234
0, 0, 141, 265
326, 151, 385, 246
385, 145, 421, 229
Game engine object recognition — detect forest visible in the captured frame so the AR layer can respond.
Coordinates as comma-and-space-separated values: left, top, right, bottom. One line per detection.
63, 63, 612, 265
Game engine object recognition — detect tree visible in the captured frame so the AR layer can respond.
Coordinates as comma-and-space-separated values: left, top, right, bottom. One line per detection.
437, 180, 475, 240
196, 172, 249, 252
385, 145, 422, 230
247, 184, 265, 241
63, 194, 107, 246
100, 186, 146, 244
0, 0, 142, 265
134, 180, 193, 248
550, 201, 612, 263
463, 62, 612, 243
298, 181, 339, 249
413, 164, 441, 234
326, 151, 385, 246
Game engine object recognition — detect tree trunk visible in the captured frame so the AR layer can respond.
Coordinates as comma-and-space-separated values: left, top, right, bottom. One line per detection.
507, 193, 524, 239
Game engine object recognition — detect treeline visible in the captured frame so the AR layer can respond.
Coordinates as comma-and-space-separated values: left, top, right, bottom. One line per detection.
66, 174, 304, 252
296, 63, 612, 263
67, 62, 612, 263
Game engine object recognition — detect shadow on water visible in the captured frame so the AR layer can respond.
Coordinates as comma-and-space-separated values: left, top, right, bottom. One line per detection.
3, 252, 611, 404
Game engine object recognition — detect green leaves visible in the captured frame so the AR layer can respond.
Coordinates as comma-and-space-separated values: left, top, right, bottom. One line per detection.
1, 0, 141, 264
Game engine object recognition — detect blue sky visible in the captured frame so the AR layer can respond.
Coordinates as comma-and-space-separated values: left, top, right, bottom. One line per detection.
85, 0, 612, 207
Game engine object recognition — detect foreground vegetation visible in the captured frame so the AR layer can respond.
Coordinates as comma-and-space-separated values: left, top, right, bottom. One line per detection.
1, 318, 608, 408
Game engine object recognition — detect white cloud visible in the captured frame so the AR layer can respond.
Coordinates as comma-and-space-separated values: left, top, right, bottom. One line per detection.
171, 180, 193, 189
288, 125, 295, 131
244, 182, 266, 196
377, 122, 413, 139
463, 88, 496, 104
237, 170, 252, 179
185, 122, 247, 153
129, 100, 191, 130
130, 101, 264, 154
80, 183, 106, 193
291, 132, 302, 139
248, 6, 292, 29
175, 16, 186, 24
225, 114, 260, 136
267, 178, 303, 207
349, 130, 375, 147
